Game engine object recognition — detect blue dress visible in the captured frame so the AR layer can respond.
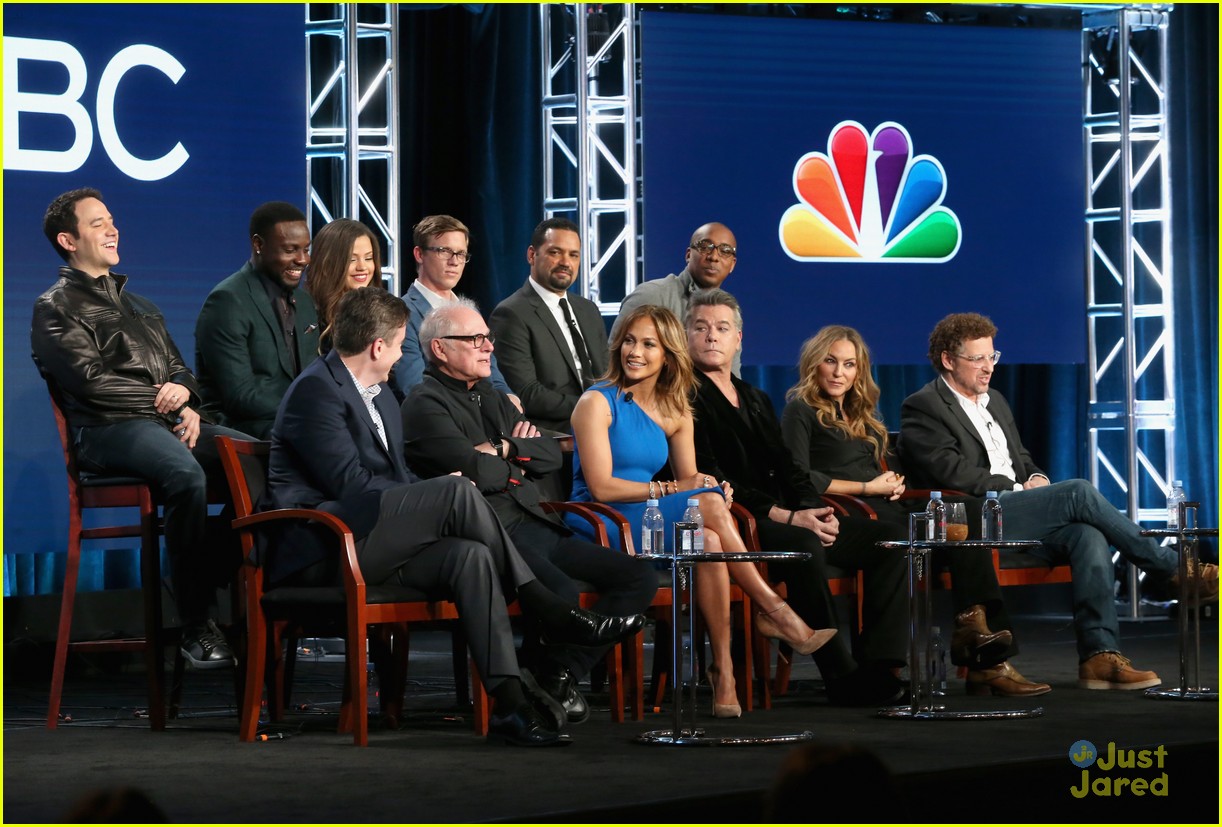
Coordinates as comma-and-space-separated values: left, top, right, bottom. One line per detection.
567, 383, 720, 552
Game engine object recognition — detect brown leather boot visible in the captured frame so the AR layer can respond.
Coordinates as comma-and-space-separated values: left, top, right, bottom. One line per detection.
951, 604, 1013, 668
966, 661, 1051, 697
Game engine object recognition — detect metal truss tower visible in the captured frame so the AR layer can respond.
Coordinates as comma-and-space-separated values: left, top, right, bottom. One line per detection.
540, 4, 641, 314
1082, 6, 1175, 612
306, 3, 402, 293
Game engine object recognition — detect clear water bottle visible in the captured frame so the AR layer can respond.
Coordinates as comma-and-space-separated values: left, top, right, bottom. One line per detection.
926, 491, 947, 542
1166, 480, 1186, 529
641, 499, 665, 556
982, 490, 1003, 541
683, 498, 704, 552
929, 626, 948, 696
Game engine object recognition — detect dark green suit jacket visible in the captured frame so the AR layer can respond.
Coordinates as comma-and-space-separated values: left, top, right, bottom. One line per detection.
195, 261, 320, 438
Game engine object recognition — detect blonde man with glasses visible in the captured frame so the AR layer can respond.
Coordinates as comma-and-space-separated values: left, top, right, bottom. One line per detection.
898, 312, 1216, 691
393, 214, 520, 409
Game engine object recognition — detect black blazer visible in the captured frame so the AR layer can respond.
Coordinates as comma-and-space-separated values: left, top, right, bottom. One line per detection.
265, 349, 412, 582
489, 280, 610, 432
401, 366, 565, 534
897, 378, 1044, 496
690, 373, 824, 520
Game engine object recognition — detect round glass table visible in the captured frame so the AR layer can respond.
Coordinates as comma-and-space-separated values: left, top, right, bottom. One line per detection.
635, 550, 814, 746
876, 536, 1045, 720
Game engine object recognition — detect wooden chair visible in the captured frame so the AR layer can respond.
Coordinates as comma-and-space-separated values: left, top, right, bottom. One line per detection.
216, 436, 488, 746
44, 381, 171, 730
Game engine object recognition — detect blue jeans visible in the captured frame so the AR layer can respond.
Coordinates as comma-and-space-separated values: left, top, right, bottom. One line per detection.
76, 417, 252, 624
999, 479, 1176, 660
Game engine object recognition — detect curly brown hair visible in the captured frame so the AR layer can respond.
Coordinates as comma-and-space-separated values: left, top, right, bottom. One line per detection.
927, 312, 997, 373
787, 326, 890, 464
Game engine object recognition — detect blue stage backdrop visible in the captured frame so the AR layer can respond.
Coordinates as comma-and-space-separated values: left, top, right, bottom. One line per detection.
639, 11, 1086, 367
3, 4, 306, 595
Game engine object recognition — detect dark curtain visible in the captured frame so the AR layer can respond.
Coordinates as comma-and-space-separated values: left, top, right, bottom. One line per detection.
1168, 4, 1218, 530
398, 4, 543, 312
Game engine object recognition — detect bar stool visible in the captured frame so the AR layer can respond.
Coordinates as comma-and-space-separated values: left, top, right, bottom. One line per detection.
44, 382, 172, 730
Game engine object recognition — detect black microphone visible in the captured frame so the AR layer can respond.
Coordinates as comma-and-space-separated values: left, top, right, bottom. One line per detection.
624, 392, 634, 404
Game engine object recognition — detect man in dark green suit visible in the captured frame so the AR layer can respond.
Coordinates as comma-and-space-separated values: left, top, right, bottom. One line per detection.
195, 202, 320, 438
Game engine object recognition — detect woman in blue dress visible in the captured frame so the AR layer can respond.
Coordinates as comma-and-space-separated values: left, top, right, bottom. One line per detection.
569, 305, 836, 717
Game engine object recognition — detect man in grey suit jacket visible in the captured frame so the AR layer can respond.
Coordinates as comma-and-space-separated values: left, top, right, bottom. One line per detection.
195, 202, 320, 438
612, 221, 741, 375
898, 312, 1216, 691
489, 217, 610, 434
391, 214, 519, 407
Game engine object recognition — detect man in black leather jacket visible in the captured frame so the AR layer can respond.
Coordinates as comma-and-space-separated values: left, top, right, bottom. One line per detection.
31, 188, 251, 669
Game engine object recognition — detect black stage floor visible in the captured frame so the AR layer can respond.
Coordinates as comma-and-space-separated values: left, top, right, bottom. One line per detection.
4, 608, 1218, 824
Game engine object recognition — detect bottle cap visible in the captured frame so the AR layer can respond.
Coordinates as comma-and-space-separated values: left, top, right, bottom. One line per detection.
1173, 480, 1183, 487
646, 499, 659, 506
687, 498, 699, 506
986, 491, 998, 498
930, 491, 942, 499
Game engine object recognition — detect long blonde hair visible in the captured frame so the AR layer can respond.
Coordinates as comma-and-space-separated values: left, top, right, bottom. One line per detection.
787, 325, 889, 463
604, 305, 694, 422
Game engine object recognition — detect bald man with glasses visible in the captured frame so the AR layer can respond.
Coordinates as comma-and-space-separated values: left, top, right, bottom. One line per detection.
611, 221, 741, 375
898, 312, 1217, 692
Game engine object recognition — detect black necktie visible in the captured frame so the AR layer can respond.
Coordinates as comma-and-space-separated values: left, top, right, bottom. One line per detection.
559, 297, 594, 387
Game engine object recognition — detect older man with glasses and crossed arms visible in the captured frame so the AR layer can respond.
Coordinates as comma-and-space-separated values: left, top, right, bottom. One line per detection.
898, 312, 1217, 691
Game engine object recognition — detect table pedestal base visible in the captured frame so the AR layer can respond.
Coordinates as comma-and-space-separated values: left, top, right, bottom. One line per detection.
1144, 687, 1217, 702
877, 706, 1043, 720
636, 728, 814, 746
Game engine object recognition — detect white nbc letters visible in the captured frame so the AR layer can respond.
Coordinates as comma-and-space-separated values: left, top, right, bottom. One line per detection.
4, 37, 190, 181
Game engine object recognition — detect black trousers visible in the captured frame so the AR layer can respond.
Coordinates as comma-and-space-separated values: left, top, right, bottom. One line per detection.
509, 519, 657, 678
760, 515, 910, 669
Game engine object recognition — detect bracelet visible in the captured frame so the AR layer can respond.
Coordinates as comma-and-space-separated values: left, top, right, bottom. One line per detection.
860, 481, 867, 495
648, 480, 656, 500
787, 510, 796, 525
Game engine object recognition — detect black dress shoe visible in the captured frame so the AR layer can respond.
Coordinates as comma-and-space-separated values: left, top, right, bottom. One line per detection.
535, 665, 591, 725
487, 705, 572, 747
825, 665, 905, 707
519, 667, 567, 731
543, 608, 645, 648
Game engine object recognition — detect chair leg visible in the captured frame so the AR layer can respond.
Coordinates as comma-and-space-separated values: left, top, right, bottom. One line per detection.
47, 525, 83, 729
773, 642, 794, 696
471, 658, 490, 736
734, 594, 754, 712
139, 493, 166, 730
753, 626, 773, 710
650, 618, 671, 711
239, 609, 269, 742
605, 643, 625, 723
624, 627, 646, 721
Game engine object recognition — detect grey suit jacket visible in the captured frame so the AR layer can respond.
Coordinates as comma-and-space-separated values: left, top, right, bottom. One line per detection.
897, 378, 1044, 496
392, 282, 513, 398
489, 279, 609, 433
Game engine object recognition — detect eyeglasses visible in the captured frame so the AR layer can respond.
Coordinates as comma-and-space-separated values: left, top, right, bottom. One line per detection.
689, 240, 737, 258
441, 333, 493, 349
423, 246, 472, 263
953, 350, 1002, 366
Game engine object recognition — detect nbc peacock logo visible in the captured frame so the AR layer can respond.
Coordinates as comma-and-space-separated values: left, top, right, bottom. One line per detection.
779, 121, 962, 262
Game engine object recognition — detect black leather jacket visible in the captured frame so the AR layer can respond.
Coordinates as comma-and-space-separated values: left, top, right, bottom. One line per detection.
31, 266, 200, 428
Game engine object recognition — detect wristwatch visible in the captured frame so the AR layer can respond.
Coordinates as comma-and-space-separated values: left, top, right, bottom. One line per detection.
489, 436, 504, 457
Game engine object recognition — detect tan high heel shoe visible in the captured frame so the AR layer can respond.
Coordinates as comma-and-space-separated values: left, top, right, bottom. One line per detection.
756, 603, 837, 656
707, 665, 742, 718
